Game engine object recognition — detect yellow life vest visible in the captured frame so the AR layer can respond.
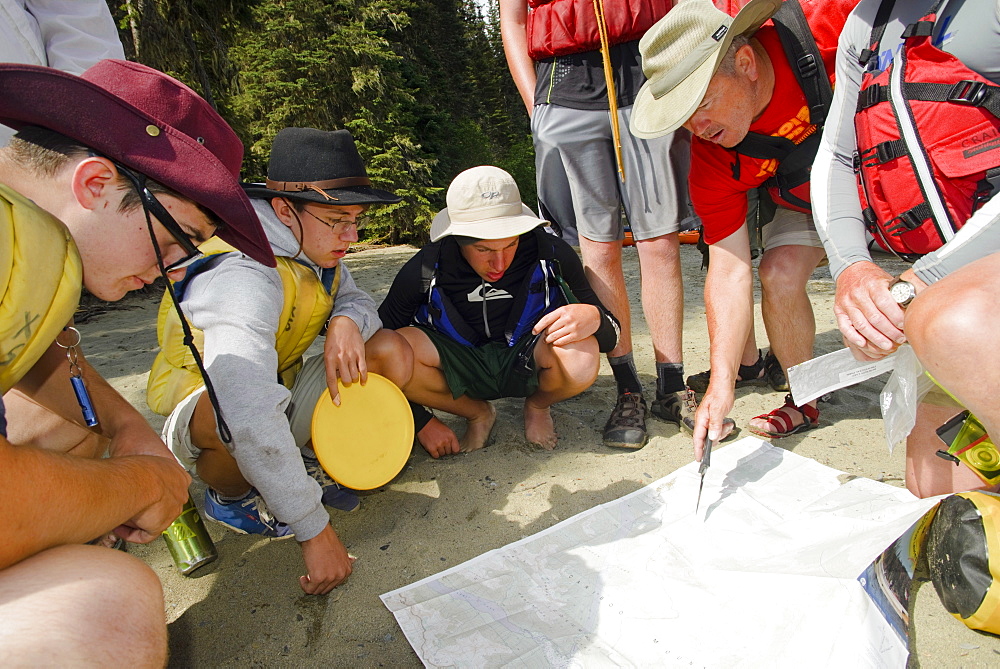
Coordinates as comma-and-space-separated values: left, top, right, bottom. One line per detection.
0, 184, 83, 394
145, 238, 339, 416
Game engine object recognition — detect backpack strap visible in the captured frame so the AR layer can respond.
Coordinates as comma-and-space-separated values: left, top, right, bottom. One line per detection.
770, 0, 833, 126
858, 0, 897, 69
732, 0, 831, 161
732, 133, 798, 162
419, 240, 442, 294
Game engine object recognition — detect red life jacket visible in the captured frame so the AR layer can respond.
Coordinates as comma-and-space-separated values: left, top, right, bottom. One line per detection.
854, 0, 1000, 260
526, 0, 672, 60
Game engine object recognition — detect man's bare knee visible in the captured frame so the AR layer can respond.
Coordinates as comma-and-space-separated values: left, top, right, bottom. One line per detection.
579, 236, 623, 269
758, 246, 817, 293
906, 284, 986, 356
0, 545, 167, 666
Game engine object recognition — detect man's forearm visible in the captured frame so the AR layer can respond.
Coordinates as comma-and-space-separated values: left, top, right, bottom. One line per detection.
0, 439, 176, 567
704, 255, 755, 389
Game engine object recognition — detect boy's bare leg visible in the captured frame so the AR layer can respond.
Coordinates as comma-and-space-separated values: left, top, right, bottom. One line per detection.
905, 402, 992, 498
524, 337, 600, 449
189, 393, 251, 497
905, 253, 1000, 496
363, 328, 413, 389
398, 327, 495, 453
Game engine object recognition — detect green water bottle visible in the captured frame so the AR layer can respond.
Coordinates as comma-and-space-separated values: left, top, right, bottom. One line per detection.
162, 496, 218, 575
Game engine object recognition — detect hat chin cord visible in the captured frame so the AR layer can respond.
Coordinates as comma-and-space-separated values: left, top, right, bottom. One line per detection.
144, 207, 233, 444
280, 199, 308, 260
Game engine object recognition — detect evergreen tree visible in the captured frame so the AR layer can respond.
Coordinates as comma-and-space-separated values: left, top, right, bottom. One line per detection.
107, 0, 532, 244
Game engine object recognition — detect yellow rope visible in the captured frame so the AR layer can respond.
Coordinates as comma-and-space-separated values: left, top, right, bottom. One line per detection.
594, 0, 625, 182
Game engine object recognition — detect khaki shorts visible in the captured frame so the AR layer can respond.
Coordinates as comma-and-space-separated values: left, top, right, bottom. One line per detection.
761, 207, 825, 251
285, 354, 330, 448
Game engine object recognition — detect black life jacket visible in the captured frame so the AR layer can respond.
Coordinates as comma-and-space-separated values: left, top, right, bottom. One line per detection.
731, 0, 833, 211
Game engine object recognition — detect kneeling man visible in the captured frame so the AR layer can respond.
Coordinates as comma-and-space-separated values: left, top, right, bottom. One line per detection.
379, 166, 620, 457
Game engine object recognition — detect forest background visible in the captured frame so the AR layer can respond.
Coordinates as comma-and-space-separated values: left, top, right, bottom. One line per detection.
107, 0, 529, 245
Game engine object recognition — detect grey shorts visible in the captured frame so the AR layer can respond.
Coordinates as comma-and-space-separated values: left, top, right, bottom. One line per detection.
531, 103, 692, 242
760, 207, 825, 251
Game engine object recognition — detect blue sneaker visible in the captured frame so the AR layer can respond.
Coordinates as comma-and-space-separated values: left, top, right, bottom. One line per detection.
303, 455, 360, 512
203, 488, 295, 539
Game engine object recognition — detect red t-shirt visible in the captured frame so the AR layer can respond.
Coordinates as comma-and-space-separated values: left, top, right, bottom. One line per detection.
691, 0, 856, 245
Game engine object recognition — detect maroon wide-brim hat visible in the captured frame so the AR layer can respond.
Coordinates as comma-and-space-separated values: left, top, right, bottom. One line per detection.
0, 59, 275, 267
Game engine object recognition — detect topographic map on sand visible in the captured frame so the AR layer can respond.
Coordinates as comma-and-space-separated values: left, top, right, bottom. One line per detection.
382, 438, 940, 668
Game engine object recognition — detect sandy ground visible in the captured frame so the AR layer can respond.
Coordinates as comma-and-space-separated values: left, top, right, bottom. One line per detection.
79, 243, 1000, 667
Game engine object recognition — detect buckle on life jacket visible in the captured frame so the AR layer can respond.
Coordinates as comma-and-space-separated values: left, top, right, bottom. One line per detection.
875, 139, 905, 164
853, 151, 862, 173
975, 167, 1000, 206
948, 80, 988, 106
858, 141, 905, 168
885, 203, 931, 235
857, 84, 886, 112
862, 207, 879, 232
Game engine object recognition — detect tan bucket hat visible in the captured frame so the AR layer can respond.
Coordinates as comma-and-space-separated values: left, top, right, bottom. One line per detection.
630, 0, 782, 139
429, 166, 546, 242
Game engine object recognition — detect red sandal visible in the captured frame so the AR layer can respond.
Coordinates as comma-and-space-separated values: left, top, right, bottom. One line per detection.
747, 394, 819, 438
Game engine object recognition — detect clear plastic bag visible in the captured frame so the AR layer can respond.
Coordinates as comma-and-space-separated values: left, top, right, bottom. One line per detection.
880, 344, 934, 452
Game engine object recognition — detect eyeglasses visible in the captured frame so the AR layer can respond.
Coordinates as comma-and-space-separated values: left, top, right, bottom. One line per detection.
114, 162, 205, 273
298, 205, 367, 235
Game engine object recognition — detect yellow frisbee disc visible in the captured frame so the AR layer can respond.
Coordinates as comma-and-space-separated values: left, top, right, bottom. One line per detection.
310, 373, 413, 490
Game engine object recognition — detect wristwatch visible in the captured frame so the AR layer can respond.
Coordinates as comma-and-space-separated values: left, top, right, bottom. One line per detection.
889, 278, 917, 307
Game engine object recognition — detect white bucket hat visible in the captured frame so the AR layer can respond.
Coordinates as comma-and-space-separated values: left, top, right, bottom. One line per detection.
630, 0, 782, 139
429, 166, 546, 242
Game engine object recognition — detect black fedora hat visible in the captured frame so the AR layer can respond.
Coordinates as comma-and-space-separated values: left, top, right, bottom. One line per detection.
243, 127, 402, 206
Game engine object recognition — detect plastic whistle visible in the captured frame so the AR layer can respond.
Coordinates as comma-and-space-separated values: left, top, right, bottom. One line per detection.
70, 374, 99, 427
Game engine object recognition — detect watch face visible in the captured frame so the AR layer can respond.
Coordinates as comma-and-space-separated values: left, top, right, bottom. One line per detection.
890, 281, 914, 304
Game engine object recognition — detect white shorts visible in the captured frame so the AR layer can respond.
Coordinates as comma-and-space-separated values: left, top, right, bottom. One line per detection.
163, 354, 328, 468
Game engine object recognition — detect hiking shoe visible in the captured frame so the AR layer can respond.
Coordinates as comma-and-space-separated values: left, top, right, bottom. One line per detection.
655, 388, 737, 437
303, 454, 361, 512
651, 388, 697, 432
603, 391, 648, 449
204, 488, 295, 539
762, 351, 789, 392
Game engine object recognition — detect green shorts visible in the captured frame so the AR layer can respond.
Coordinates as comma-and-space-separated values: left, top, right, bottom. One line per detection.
418, 326, 540, 400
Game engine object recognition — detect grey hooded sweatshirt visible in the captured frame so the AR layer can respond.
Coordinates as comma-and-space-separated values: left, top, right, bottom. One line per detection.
177, 198, 381, 541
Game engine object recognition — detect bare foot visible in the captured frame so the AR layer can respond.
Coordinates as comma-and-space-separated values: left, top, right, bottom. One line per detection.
524, 400, 557, 450
459, 403, 496, 453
